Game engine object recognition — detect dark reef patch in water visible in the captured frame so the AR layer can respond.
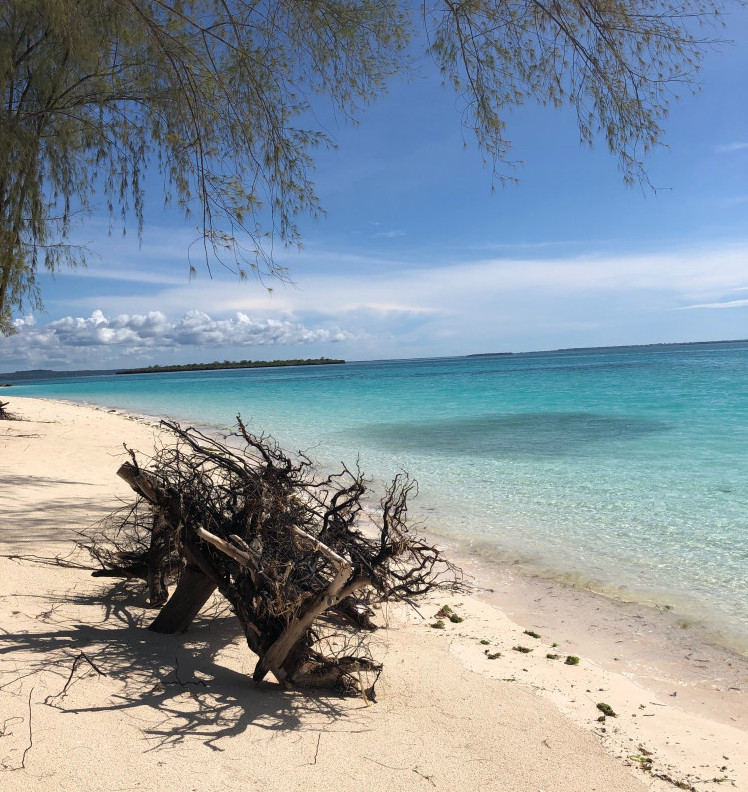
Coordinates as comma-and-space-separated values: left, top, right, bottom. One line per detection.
351, 411, 670, 458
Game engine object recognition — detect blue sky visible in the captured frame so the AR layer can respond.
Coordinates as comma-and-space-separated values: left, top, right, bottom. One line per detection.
2, 6, 747, 371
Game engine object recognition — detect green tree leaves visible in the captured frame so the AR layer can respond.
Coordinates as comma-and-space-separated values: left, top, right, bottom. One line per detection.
0, 0, 721, 333
0, 0, 408, 332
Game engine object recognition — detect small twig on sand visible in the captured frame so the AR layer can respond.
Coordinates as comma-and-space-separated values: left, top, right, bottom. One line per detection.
0, 553, 92, 570
20, 688, 33, 769
171, 656, 206, 688
45, 653, 106, 704
413, 767, 437, 787
297, 733, 322, 767
2, 688, 36, 771
312, 733, 321, 765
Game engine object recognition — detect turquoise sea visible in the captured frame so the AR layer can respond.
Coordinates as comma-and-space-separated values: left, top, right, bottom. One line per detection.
8, 342, 748, 650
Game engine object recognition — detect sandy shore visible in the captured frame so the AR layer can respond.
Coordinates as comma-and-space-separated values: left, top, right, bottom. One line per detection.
0, 397, 745, 791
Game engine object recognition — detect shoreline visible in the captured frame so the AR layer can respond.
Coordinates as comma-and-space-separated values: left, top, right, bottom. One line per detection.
1, 397, 745, 790
23, 392, 748, 660
7, 394, 747, 673
447, 543, 747, 726
6, 350, 747, 659
420, 521, 748, 659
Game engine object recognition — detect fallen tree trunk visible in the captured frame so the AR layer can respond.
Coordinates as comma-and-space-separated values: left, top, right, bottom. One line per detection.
82, 418, 461, 694
148, 561, 217, 633
116, 461, 180, 607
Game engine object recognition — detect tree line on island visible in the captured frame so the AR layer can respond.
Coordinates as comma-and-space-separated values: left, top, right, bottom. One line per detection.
115, 358, 345, 375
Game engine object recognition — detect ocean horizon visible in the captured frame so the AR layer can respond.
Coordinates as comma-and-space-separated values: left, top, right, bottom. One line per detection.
8, 340, 748, 652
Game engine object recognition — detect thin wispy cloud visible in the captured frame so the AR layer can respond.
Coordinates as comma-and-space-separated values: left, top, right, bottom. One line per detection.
714, 142, 748, 154
277, 243, 748, 316
16, 235, 748, 368
373, 230, 406, 239
68, 265, 189, 286
676, 299, 748, 310
45, 239, 748, 321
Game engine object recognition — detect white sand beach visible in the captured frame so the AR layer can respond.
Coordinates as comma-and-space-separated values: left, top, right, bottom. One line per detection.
1, 398, 745, 791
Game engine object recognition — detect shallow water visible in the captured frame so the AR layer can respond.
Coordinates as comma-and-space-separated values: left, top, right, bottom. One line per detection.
10, 342, 748, 649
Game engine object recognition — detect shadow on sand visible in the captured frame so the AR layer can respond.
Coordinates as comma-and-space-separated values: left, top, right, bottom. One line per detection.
0, 570, 356, 752
0, 472, 123, 553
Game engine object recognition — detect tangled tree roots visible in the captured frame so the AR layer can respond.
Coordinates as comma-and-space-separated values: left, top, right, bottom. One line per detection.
83, 418, 461, 695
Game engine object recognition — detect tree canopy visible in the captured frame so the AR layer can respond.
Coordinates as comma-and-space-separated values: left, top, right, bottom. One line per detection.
0, 0, 721, 334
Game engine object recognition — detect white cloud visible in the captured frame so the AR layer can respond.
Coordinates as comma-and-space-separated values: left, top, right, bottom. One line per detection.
69, 265, 189, 286
1, 309, 353, 367
59, 223, 748, 322
18, 236, 748, 367
271, 243, 748, 318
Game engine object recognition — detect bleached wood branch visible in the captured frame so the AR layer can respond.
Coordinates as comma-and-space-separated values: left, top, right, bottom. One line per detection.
117, 461, 161, 504
252, 528, 364, 685
291, 525, 348, 571
196, 526, 253, 567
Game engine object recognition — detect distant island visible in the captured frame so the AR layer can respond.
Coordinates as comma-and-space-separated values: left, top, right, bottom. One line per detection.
466, 352, 515, 358
0, 368, 116, 382
467, 339, 748, 357
115, 357, 345, 375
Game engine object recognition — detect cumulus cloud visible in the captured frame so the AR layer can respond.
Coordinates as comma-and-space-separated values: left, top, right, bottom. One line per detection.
12, 237, 748, 368
3, 309, 352, 362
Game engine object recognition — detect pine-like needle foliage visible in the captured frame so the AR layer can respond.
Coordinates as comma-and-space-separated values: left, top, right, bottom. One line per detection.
0, 0, 407, 332
426, 0, 721, 182
0, 0, 722, 332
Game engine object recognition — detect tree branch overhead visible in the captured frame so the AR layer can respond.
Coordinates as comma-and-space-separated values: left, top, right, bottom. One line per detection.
0, 0, 724, 332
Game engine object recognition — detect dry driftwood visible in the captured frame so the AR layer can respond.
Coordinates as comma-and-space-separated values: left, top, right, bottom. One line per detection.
83, 418, 460, 694
0, 400, 17, 420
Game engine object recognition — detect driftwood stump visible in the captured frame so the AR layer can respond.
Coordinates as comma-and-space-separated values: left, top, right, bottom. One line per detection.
83, 419, 460, 693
